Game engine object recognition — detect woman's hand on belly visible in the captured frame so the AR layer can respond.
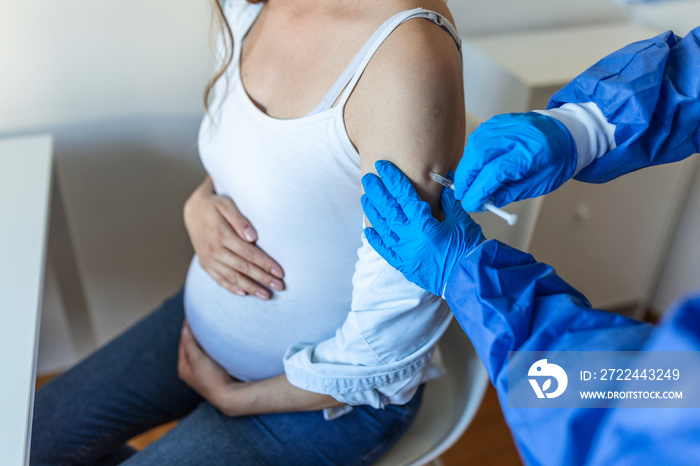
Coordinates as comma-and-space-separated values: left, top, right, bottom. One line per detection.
184, 176, 285, 300
178, 320, 239, 403
178, 320, 344, 417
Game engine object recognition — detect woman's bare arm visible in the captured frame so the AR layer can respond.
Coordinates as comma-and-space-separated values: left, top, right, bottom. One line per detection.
346, 15, 466, 217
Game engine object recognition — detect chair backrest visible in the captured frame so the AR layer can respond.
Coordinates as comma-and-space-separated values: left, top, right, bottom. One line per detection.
373, 317, 489, 466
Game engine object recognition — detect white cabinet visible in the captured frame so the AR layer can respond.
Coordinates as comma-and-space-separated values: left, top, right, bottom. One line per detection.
527, 158, 696, 311
461, 23, 695, 314
462, 23, 661, 120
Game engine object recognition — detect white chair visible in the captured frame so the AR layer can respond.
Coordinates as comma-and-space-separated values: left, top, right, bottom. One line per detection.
374, 318, 489, 466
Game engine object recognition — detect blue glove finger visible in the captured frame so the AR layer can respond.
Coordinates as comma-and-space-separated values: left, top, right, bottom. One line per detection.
361, 194, 400, 245
375, 160, 413, 196
460, 159, 518, 211
456, 143, 508, 201
364, 227, 403, 271
439, 188, 479, 239
441, 172, 462, 218
374, 161, 430, 212
361, 172, 408, 227
489, 176, 552, 208
462, 154, 535, 210
441, 188, 486, 252
455, 114, 524, 199
440, 185, 467, 220
459, 113, 577, 210
375, 160, 433, 226
402, 198, 434, 229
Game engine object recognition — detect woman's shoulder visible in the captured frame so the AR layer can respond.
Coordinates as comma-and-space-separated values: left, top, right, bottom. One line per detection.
346, 1, 466, 211
348, 1, 465, 141
352, 1, 462, 102
373, 0, 459, 45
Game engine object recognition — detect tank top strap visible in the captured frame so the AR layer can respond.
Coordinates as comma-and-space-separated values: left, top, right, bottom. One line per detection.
320, 8, 460, 113
306, 22, 390, 116
229, 0, 264, 53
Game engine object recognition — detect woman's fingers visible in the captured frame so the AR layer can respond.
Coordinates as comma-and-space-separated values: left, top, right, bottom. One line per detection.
221, 232, 285, 280
214, 196, 286, 279
202, 217, 285, 295
177, 325, 192, 381
213, 195, 259, 242
184, 178, 285, 300
204, 259, 272, 300
222, 249, 284, 291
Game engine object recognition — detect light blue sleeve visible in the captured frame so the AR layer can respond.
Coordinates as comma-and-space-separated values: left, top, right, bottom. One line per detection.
283, 236, 452, 413
444, 239, 654, 465
548, 26, 700, 183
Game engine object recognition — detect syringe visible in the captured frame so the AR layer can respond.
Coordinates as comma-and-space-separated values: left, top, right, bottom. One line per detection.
429, 172, 518, 226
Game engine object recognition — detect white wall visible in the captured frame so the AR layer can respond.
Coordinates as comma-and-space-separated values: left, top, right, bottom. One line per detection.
629, 0, 700, 315
1, 1, 214, 373
448, 0, 630, 36
653, 164, 700, 315
447, 0, 700, 37
0, 0, 214, 132
630, 0, 700, 36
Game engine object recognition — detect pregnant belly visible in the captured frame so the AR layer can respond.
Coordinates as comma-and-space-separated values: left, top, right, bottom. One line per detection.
183, 257, 351, 381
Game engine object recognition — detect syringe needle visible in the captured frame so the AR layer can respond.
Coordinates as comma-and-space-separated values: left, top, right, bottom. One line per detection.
429, 172, 454, 190
429, 172, 517, 226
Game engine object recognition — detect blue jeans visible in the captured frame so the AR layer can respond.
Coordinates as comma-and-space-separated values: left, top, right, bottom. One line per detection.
31, 289, 423, 465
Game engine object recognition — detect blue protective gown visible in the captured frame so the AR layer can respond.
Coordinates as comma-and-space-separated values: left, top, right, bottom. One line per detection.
447, 243, 700, 465
444, 26, 700, 465
550, 26, 699, 183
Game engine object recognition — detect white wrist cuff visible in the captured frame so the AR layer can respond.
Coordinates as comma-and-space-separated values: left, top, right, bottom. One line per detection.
534, 102, 617, 175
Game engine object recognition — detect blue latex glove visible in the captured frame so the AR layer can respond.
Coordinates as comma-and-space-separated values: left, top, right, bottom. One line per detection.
361, 161, 485, 296
455, 112, 578, 212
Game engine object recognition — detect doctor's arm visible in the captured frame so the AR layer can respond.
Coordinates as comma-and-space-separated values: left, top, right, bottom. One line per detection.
361, 165, 655, 464
456, 25, 700, 211
362, 162, 653, 368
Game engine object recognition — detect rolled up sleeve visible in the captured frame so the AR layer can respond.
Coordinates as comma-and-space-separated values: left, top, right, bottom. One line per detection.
283, 235, 452, 413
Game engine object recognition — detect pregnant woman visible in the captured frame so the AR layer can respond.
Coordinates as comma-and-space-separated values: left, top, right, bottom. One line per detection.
31, 0, 466, 464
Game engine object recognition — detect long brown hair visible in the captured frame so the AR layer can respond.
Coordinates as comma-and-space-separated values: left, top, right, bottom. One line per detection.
204, 0, 265, 114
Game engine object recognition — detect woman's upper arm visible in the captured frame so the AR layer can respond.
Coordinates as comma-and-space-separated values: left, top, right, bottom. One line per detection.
279, 13, 465, 408
345, 16, 466, 216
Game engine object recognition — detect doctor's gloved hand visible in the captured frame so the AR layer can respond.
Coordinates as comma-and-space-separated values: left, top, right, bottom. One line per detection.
456, 112, 578, 212
361, 161, 485, 296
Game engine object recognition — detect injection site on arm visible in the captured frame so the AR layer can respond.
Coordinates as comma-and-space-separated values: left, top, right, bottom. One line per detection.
429, 172, 518, 226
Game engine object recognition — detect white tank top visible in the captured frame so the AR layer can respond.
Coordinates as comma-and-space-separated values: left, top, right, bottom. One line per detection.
184, 2, 460, 382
